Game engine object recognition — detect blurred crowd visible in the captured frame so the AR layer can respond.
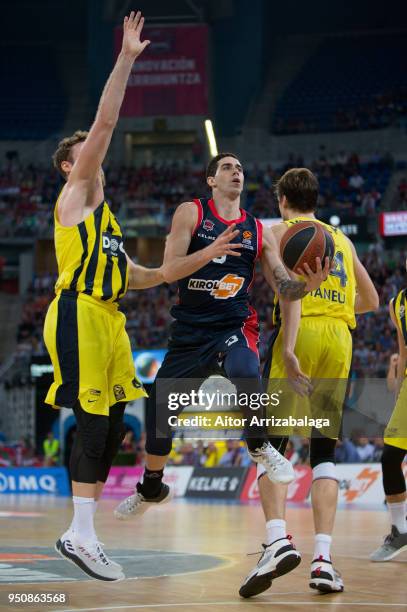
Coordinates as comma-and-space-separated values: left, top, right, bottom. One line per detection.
0, 150, 401, 240
16, 247, 406, 377
275, 89, 407, 135
115, 432, 388, 467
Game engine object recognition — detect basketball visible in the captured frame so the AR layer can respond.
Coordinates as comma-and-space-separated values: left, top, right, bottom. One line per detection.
280, 220, 335, 273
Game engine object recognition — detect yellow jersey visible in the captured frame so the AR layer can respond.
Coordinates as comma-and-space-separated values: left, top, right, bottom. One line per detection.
392, 289, 407, 372
273, 216, 356, 329
54, 197, 128, 303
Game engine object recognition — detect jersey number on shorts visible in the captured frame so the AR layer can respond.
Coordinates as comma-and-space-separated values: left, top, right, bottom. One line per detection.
329, 251, 348, 288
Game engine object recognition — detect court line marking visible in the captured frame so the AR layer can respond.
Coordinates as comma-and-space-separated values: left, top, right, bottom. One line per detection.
52, 602, 407, 612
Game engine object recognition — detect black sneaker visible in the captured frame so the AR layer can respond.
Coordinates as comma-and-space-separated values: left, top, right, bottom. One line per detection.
239, 536, 301, 598
309, 556, 344, 592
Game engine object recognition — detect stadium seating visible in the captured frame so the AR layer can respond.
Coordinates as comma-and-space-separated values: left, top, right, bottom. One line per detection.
0, 46, 66, 139
273, 35, 407, 134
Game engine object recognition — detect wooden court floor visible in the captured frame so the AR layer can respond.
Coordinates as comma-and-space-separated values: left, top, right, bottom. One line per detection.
0, 495, 406, 612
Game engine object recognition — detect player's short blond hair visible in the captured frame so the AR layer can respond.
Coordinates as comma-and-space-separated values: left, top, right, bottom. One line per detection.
52, 130, 89, 179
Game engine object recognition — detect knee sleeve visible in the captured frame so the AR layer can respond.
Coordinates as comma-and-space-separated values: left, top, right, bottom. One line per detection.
309, 433, 336, 469
97, 404, 127, 483
381, 443, 407, 496
70, 404, 110, 483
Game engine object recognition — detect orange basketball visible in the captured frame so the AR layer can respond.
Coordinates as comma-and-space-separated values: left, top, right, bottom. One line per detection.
280, 220, 335, 273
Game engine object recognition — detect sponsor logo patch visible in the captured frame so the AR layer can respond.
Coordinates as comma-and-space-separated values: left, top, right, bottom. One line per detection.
113, 384, 126, 401
102, 232, 125, 257
203, 219, 215, 231
188, 274, 244, 300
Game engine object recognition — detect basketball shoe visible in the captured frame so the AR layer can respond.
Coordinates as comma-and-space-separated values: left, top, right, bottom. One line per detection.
55, 530, 124, 581
239, 536, 301, 598
114, 481, 173, 520
370, 526, 407, 561
309, 556, 344, 592
248, 442, 295, 484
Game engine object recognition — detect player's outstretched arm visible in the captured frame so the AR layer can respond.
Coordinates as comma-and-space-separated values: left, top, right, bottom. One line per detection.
161, 203, 242, 284
125, 255, 164, 289
280, 298, 312, 397
261, 226, 329, 300
347, 238, 379, 313
59, 12, 149, 225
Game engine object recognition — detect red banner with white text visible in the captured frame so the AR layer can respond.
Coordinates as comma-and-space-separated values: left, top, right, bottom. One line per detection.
114, 24, 208, 116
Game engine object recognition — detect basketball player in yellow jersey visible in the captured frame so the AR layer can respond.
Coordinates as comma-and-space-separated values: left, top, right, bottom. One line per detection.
240, 168, 379, 598
371, 274, 407, 562
42, 12, 168, 582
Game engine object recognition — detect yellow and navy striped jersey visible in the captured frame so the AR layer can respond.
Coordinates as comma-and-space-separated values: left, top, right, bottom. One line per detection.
392, 288, 407, 348
54, 198, 128, 303
273, 216, 356, 329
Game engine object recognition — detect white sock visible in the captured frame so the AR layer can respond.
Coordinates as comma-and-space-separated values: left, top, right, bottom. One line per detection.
314, 533, 332, 561
72, 496, 97, 543
266, 519, 286, 545
388, 501, 407, 534
69, 499, 97, 532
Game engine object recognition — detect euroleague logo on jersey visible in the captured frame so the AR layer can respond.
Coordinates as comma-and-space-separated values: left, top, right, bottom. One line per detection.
203, 219, 215, 231
188, 274, 244, 300
102, 232, 124, 257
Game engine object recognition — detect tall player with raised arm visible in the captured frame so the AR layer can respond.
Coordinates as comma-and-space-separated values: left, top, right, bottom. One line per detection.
44, 12, 168, 582
114, 154, 330, 520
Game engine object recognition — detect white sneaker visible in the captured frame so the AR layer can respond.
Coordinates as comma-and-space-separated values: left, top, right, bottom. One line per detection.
55, 531, 125, 581
239, 536, 301, 598
249, 442, 295, 484
63, 529, 123, 571
114, 482, 173, 521
309, 556, 344, 592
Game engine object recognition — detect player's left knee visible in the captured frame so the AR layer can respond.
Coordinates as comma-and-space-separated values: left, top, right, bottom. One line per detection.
310, 435, 338, 481
224, 347, 259, 379
312, 461, 338, 483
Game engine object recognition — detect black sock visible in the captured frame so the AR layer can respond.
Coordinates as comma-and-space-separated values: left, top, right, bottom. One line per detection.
138, 468, 164, 498
245, 436, 267, 453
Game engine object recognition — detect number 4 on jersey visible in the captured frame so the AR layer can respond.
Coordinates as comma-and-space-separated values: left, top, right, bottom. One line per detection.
329, 251, 348, 288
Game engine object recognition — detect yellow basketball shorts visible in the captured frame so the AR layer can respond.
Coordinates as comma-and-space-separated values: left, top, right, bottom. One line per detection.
266, 316, 353, 438
384, 378, 407, 451
43, 290, 147, 415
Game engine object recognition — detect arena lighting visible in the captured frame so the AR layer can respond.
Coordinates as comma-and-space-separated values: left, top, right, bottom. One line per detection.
204, 119, 218, 157
330, 215, 340, 226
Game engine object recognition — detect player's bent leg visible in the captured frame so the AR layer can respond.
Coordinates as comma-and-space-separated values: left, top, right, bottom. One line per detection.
56, 404, 124, 581
371, 442, 407, 562
240, 439, 301, 599
223, 346, 295, 485
309, 434, 343, 593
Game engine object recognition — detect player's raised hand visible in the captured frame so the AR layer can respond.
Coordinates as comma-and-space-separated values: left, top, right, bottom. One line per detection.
207, 223, 242, 259
122, 11, 150, 58
297, 256, 330, 292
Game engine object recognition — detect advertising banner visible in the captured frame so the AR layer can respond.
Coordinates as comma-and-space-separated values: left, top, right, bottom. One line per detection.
336, 463, 407, 505
240, 465, 312, 503
0, 468, 70, 496
114, 24, 208, 116
379, 211, 407, 237
185, 467, 248, 499
102, 466, 193, 498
